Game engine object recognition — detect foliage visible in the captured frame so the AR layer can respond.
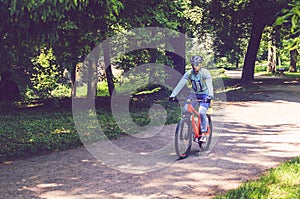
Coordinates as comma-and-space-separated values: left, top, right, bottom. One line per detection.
275, 0, 300, 51
255, 64, 268, 73
51, 84, 71, 98
97, 81, 110, 96
4, 0, 207, 100
215, 157, 300, 199
209, 0, 250, 65
31, 48, 61, 98
0, 0, 299, 99
1, 0, 125, 100
208, 0, 291, 81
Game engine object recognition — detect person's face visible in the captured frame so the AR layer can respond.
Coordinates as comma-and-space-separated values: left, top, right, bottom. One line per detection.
192, 63, 202, 74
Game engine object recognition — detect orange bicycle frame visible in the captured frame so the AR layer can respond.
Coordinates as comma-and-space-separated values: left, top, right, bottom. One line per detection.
186, 101, 211, 139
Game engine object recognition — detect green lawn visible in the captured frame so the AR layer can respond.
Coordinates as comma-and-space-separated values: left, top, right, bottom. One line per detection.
284, 72, 300, 78
255, 71, 300, 78
215, 157, 300, 199
0, 108, 81, 161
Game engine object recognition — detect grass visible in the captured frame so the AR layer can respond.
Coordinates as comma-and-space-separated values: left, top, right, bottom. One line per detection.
254, 71, 300, 78
215, 157, 300, 199
0, 95, 181, 162
284, 72, 300, 78
0, 108, 81, 161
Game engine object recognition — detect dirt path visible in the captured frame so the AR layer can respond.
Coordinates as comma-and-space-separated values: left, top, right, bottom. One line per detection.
1, 74, 300, 199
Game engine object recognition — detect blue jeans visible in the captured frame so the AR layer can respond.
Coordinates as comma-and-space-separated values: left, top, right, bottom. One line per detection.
184, 94, 210, 132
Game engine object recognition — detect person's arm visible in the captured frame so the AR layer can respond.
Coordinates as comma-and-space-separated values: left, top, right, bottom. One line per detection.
170, 70, 191, 97
203, 69, 214, 98
170, 77, 188, 97
206, 77, 214, 98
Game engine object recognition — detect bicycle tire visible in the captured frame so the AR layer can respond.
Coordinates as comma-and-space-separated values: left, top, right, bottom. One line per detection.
175, 117, 192, 159
199, 114, 213, 151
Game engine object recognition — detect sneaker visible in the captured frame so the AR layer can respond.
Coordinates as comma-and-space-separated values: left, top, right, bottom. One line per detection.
199, 136, 207, 143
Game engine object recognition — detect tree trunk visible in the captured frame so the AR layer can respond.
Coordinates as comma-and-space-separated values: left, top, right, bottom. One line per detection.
149, 48, 158, 63
241, 19, 265, 82
267, 44, 276, 73
71, 62, 82, 98
289, 49, 298, 72
71, 80, 77, 98
86, 60, 97, 106
105, 65, 114, 96
71, 63, 77, 98
277, 52, 281, 68
103, 41, 115, 96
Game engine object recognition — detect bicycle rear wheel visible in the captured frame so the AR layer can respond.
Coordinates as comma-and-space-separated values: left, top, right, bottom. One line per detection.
199, 114, 213, 151
175, 118, 192, 159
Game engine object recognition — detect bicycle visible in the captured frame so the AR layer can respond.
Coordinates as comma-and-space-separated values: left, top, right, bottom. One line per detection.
174, 98, 213, 159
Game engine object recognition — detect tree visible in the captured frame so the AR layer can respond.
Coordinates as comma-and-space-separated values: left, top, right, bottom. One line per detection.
209, 0, 250, 68
6, 0, 124, 99
208, 0, 290, 81
267, 45, 277, 73
241, 0, 291, 82
118, 0, 204, 75
261, 26, 278, 73
0, 1, 35, 93
2, 0, 212, 99
51, 0, 123, 98
275, 0, 300, 72
2, 0, 86, 98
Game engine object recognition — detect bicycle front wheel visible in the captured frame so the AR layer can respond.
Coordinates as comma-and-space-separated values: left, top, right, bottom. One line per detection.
175, 118, 192, 159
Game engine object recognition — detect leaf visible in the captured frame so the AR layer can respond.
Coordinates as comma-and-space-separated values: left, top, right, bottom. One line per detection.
9, 0, 18, 15
283, 37, 300, 51
275, 15, 291, 26
73, 0, 78, 7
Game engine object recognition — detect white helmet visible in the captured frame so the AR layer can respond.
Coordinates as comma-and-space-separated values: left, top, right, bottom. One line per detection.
190, 55, 203, 66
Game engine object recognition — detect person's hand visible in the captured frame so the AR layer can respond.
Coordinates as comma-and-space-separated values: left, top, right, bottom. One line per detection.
206, 95, 213, 102
169, 96, 176, 102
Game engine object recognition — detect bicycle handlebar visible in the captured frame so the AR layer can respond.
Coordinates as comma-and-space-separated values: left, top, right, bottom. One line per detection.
186, 98, 211, 103
169, 97, 211, 103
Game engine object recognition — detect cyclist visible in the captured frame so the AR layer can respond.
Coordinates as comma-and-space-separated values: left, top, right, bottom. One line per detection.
169, 55, 214, 142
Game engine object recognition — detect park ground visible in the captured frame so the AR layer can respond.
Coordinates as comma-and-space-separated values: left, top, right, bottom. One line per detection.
0, 70, 300, 199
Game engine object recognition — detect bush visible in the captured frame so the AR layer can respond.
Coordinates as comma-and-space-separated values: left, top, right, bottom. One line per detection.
24, 87, 38, 100
31, 48, 61, 98
51, 84, 71, 98
255, 64, 268, 73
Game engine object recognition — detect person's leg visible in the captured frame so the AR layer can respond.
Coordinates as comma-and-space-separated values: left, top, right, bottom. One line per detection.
196, 94, 209, 132
199, 105, 208, 132
196, 94, 210, 142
